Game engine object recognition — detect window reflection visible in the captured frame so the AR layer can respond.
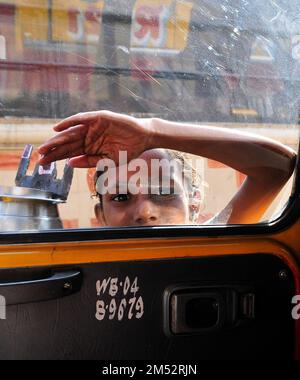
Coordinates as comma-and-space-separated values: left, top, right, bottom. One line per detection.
0, 0, 298, 230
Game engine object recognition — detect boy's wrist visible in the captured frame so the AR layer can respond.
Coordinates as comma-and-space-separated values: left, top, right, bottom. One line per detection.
148, 117, 168, 150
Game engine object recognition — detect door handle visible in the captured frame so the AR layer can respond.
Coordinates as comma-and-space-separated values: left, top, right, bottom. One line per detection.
0, 270, 82, 305
163, 284, 256, 336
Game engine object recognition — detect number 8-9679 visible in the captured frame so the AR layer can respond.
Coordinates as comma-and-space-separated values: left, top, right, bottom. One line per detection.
95, 296, 144, 321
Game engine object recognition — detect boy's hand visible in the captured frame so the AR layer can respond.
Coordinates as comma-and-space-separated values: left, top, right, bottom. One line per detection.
38, 111, 154, 168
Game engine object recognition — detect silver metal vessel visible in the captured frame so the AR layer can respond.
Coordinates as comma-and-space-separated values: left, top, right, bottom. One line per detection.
0, 186, 63, 231
0, 145, 73, 232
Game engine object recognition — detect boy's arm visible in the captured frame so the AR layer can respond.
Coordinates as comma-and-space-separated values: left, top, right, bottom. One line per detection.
38, 111, 296, 224
150, 118, 296, 223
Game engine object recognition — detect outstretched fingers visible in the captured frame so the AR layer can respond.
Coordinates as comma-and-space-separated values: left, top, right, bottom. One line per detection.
39, 140, 84, 165
38, 124, 87, 156
38, 110, 136, 167
53, 112, 101, 132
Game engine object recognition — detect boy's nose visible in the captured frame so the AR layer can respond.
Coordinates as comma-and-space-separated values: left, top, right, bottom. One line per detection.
133, 197, 159, 225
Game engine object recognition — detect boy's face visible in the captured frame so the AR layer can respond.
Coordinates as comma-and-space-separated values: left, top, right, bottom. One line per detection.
95, 150, 191, 227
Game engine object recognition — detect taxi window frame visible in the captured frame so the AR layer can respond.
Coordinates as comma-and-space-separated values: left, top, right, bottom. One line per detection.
1, 1, 300, 244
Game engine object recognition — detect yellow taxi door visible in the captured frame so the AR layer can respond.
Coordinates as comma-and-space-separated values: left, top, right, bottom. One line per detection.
0, 197, 299, 359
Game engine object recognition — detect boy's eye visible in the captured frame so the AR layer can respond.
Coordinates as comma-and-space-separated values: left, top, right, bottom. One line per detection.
112, 194, 130, 202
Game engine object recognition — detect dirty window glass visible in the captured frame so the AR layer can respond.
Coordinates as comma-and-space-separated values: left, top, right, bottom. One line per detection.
0, 0, 298, 231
